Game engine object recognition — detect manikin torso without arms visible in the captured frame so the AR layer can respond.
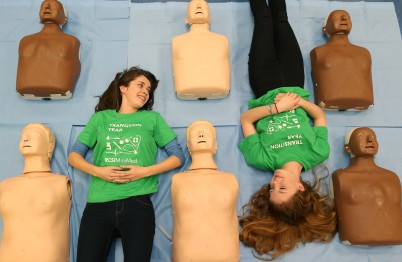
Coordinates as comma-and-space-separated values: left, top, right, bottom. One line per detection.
172, 0, 230, 100
310, 10, 373, 110
16, 0, 80, 100
171, 120, 240, 262
332, 127, 402, 245
0, 123, 72, 262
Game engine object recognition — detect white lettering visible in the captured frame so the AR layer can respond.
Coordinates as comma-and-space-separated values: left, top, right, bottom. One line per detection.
270, 140, 303, 149
105, 158, 121, 163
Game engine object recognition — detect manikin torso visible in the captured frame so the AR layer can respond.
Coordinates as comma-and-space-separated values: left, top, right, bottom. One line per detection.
0, 172, 72, 262
16, 22, 80, 99
171, 148, 239, 262
172, 23, 230, 100
0, 124, 72, 262
332, 156, 402, 245
310, 32, 373, 110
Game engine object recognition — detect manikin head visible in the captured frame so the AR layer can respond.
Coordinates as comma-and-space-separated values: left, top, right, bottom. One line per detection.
40, 0, 67, 26
344, 127, 379, 158
322, 10, 352, 36
19, 123, 56, 161
186, 120, 217, 156
185, 0, 211, 25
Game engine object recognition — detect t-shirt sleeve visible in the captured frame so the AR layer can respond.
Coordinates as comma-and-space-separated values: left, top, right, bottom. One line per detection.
238, 133, 273, 171
154, 113, 177, 148
77, 113, 99, 148
312, 126, 330, 162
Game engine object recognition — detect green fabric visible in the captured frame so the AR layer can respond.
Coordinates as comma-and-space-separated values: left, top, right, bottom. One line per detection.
77, 110, 177, 203
238, 87, 330, 171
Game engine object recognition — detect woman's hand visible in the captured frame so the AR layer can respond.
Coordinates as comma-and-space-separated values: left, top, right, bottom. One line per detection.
109, 165, 149, 184
275, 92, 301, 113
94, 166, 127, 183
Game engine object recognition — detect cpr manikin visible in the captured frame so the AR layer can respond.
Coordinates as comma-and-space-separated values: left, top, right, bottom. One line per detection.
16, 0, 81, 100
172, 0, 230, 100
332, 127, 402, 245
310, 10, 373, 110
0, 123, 72, 262
171, 120, 239, 261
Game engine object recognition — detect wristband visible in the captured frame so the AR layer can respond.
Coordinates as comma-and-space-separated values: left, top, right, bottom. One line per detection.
274, 103, 279, 113
268, 104, 273, 115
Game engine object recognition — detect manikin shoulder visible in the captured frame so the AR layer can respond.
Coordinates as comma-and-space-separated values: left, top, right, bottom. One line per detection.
172, 31, 228, 44
19, 30, 80, 47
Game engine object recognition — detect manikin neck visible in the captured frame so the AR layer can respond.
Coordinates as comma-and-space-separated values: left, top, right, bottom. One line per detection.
348, 155, 378, 170
327, 33, 350, 44
41, 22, 63, 33
188, 152, 217, 171
189, 23, 210, 33
22, 156, 52, 175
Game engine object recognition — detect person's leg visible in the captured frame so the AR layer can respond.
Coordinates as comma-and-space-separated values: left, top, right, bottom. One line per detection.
119, 194, 156, 262
76, 202, 116, 262
248, 0, 282, 98
269, 0, 304, 88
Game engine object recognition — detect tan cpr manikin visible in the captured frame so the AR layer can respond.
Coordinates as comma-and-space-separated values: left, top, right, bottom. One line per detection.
310, 10, 373, 110
172, 0, 230, 100
332, 127, 402, 245
0, 123, 72, 262
16, 0, 81, 100
171, 121, 240, 262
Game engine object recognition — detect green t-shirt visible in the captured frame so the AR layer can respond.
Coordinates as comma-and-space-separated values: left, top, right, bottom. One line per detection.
238, 87, 330, 171
77, 109, 177, 203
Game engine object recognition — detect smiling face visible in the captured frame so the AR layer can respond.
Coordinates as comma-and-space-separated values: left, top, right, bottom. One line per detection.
324, 10, 352, 36
119, 75, 151, 113
186, 121, 217, 155
185, 0, 210, 25
19, 125, 53, 159
269, 169, 305, 205
346, 127, 378, 157
39, 0, 67, 25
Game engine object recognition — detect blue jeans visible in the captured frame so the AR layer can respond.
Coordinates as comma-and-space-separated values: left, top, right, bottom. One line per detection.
76, 194, 155, 262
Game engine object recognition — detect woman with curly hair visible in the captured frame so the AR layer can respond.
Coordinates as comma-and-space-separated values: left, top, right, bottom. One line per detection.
238, 0, 337, 259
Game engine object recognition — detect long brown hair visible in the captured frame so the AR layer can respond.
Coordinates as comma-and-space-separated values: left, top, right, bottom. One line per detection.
239, 168, 337, 260
95, 66, 159, 112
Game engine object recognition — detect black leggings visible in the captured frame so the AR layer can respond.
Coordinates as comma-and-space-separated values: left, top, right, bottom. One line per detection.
248, 0, 304, 98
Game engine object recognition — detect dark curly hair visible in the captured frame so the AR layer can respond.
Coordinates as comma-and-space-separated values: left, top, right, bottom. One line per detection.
95, 66, 159, 112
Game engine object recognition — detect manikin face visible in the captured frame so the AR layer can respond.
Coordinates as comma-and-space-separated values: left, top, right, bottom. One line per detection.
185, 0, 210, 25
324, 10, 352, 35
269, 169, 305, 205
19, 126, 50, 158
40, 0, 67, 25
187, 122, 217, 155
346, 128, 378, 157
120, 75, 151, 112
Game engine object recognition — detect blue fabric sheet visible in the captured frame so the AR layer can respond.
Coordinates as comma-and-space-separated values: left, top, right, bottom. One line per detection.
0, 0, 402, 261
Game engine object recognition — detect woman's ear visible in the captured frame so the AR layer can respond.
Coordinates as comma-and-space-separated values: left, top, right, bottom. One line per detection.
120, 85, 127, 94
298, 183, 305, 192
